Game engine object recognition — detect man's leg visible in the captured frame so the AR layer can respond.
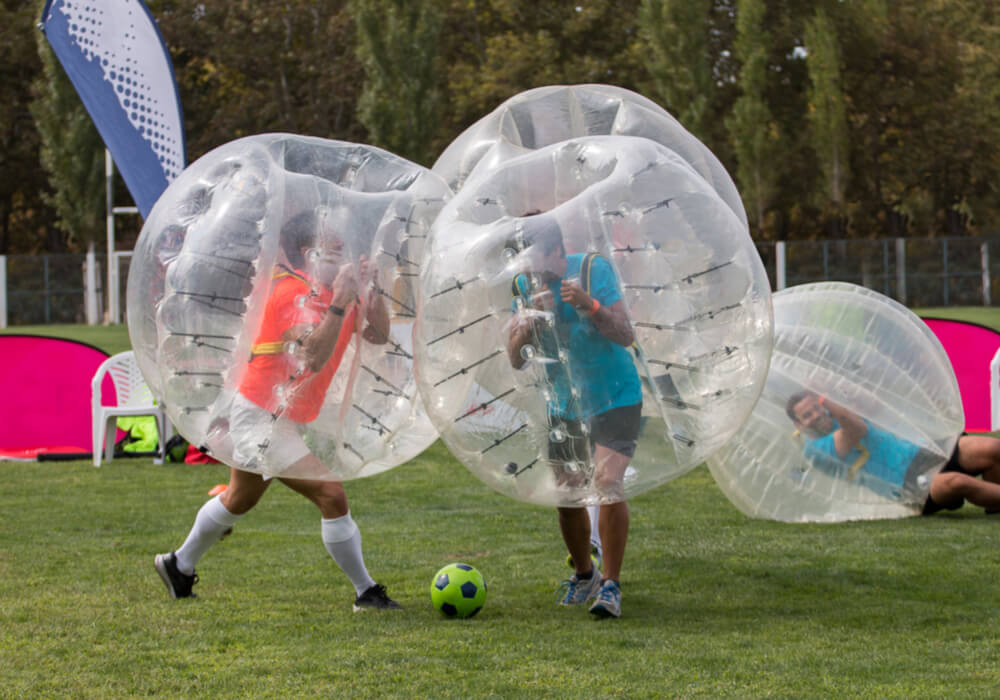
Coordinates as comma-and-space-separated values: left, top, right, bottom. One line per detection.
558, 506, 595, 577
587, 505, 603, 558
929, 470, 1000, 512
955, 435, 1000, 482
155, 467, 265, 598
280, 457, 396, 609
555, 505, 603, 606
592, 445, 630, 583
180, 467, 267, 570
927, 435, 1000, 513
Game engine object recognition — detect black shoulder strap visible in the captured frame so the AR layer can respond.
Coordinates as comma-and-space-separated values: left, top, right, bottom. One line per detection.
581, 252, 603, 296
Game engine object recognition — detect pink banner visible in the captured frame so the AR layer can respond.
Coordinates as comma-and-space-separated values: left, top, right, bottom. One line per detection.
0, 335, 115, 452
923, 318, 1000, 433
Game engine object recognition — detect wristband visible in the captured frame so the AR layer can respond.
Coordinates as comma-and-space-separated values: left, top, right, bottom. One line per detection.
328, 304, 345, 317
817, 396, 826, 406
587, 298, 600, 316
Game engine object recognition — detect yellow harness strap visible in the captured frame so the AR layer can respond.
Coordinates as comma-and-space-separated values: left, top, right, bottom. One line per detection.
250, 341, 286, 356
847, 445, 870, 480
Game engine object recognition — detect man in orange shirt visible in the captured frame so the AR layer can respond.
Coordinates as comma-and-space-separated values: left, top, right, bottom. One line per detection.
155, 210, 400, 611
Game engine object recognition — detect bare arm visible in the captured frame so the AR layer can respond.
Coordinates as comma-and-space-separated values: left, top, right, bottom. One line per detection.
825, 398, 868, 458
291, 264, 357, 373
560, 280, 634, 346
506, 316, 536, 369
361, 286, 390, 345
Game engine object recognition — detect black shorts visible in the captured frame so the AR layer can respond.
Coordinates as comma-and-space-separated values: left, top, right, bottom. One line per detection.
921, 439, 971, 516
547, 403, 643, 462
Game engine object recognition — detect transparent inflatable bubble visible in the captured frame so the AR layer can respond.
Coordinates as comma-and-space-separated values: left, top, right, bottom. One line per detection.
127, 134, 451, 480
415, 135, 772, 507
432, 83, 748, 230
706, 282, 964, 522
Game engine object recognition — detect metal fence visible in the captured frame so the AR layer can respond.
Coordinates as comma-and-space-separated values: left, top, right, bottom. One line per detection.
2, 236, 998, 327
756, 236, 996, 307
0, 251, 132, 327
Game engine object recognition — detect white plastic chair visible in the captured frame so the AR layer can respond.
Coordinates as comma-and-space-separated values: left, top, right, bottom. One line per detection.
91, 350, 171, 466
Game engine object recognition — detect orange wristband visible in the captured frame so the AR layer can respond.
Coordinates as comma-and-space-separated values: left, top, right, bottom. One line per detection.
587, 298, 600, 316
817, 396, 826, 406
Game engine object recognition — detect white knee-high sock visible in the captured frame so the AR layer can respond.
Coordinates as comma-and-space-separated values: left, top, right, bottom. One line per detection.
321, 513, 375, 596
175, 495, 242, 575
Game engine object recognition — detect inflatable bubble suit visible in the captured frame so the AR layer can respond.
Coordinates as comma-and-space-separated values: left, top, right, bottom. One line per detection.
415, 134, 772, 507
432, 84, 748, 231
127, 134, 451, 480
706, 282, 965, 522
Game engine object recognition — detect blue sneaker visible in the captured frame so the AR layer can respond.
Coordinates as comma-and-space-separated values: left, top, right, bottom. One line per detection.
556, 569, 603, 606
589, 579, 621, 618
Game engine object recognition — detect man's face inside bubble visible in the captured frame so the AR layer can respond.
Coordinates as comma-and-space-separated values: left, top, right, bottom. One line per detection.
305, 235, 346, 287
528, 240, 567, 284
792, 394, 835, 438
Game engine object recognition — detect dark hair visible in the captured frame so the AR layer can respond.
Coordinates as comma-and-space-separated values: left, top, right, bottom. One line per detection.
785, 390, 816, 423
506, 214, 564, 257
280, 210, 317, 269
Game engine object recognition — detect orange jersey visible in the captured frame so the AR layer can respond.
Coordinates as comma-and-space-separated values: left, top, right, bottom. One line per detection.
238, 267, 358, 423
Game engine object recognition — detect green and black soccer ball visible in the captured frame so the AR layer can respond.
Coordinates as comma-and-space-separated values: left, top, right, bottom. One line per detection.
430, 563, 487, 618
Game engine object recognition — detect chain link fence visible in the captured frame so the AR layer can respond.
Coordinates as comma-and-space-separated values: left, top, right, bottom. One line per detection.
0, 252, 132, 327
2, 237, 999, 326
756, 236, 997, 307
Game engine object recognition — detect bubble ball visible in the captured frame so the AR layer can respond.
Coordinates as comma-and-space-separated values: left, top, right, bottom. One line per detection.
706, 282, 965, 522
432, 83, 747, 230
415, 134, 773, 507
127, 134, 452, 480
430, 563, 487, 618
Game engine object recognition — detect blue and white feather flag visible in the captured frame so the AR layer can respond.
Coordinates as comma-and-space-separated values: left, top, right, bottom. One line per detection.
40, 0, 186, 217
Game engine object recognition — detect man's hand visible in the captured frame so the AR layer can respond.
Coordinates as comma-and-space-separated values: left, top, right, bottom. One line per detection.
531, 288, 556, 311
331, 263, 358, 308
560, 279, 591, 311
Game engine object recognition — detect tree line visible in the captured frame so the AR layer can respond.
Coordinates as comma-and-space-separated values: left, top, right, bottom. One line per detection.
2, 0, 998, 254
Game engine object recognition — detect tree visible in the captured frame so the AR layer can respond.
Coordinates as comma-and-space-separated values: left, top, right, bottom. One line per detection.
0, 0, 53, 254
804, 8, 849, 234
150, 0, 367, 161
30, 31, 104, 253
351, 0, 445, 166
725, 0, 783, 236
438, 0, 645, 152
638, 0, 714, 142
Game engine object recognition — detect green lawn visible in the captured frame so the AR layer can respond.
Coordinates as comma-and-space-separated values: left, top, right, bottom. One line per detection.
2, 448, 1000, 698
4, 312, 1000, 696
0, 323, 132, 356
914, 306, 1000, 330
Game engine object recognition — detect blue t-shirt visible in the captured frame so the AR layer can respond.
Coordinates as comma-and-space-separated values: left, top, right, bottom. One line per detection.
804, 419, 921, 499
514, 253, 642, 420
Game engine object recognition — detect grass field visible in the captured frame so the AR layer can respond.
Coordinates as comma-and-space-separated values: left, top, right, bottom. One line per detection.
3, 311, 1000, 696
0, 323, 133, 356
3, 448, 1000, 697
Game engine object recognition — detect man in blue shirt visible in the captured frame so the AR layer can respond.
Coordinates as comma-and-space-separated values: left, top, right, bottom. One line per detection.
787, 391, 1000, 514
507, 215, 642, 618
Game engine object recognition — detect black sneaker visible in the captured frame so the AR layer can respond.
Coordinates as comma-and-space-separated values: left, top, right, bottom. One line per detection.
154, 552, 198, 599
353, 583, 402, 612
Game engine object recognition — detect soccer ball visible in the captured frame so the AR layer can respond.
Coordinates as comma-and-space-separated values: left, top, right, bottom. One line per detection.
430, 563, 487, 618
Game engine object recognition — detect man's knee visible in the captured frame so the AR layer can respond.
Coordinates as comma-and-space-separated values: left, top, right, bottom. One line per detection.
309, 481, 349, 515
221, 473, 268, 514
958, 435, 1000, 470
934, 470, 974, 499
593, 470, 625, 501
